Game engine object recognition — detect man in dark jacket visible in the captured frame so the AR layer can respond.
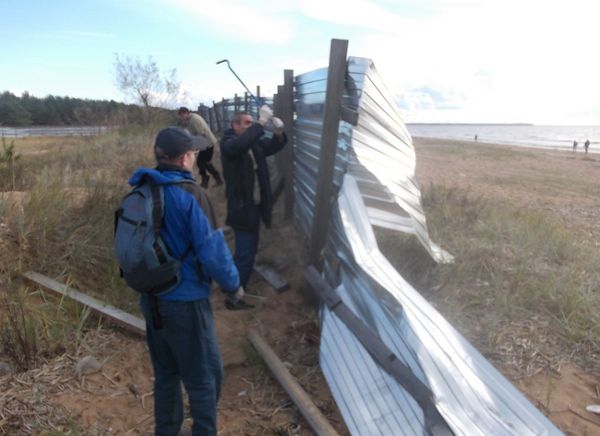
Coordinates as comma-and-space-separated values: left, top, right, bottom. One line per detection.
220, 106, 287, 297
129, 127, 243, 435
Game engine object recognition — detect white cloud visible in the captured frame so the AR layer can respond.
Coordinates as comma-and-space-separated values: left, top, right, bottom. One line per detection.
347, 0, 600, 123
166, 0, 295, 44
296, 0, 416, 34
167, 0, 600, 123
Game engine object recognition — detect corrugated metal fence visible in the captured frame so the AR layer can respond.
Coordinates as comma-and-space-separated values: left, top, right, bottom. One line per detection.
207, 40, 562, 435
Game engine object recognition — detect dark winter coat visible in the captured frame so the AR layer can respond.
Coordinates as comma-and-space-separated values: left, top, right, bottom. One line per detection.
220, 123, 287, 231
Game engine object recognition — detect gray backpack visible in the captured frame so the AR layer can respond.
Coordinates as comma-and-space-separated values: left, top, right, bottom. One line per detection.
114, 178, 194, 296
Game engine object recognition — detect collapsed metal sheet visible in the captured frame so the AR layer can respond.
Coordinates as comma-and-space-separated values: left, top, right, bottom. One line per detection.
293, 58, 562, 435
319, 175, 562, 435
294, 58, 451, 263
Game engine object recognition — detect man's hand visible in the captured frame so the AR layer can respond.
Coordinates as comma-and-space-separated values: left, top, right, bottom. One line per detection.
225, 286, 255, 310
272, 117, 284, 135
257, 105, 273, 126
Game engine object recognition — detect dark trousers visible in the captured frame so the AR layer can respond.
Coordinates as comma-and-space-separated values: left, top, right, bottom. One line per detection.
234, 227, 260, 288
196, 147, 222, 187
141, 298, 223, 436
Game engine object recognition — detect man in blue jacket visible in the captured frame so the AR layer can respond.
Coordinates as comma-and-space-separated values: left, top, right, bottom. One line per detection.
129, 127, 242, 435
220, 106, 287, 302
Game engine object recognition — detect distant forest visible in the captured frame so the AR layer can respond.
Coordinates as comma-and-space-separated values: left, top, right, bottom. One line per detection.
0, 91, 173, 126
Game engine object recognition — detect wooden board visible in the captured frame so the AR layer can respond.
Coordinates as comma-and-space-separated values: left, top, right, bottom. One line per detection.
253, 264, 290, 293
22, 271, 145, 337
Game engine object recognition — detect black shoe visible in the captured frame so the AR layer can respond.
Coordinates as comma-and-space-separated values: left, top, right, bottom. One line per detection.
200, 176, 210, 189
225, 298, 255, 311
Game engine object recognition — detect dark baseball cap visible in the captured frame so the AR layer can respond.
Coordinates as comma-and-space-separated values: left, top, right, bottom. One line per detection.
154, 127, 207, 159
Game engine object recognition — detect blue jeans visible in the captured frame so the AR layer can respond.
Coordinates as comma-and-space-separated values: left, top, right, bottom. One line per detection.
234, 227, 260, 288
141, 298, 223, 436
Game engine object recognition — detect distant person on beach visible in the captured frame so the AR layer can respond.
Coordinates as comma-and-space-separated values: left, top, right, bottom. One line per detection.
584, 139, 590, 154
573, 140, 578, 152
474, 134, 478, 142
178, 107, 223, 188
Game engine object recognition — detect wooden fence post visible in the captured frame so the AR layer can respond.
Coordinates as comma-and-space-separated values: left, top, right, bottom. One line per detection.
256, 85, 261, 114
208, 106, 215, 132
212, 100, 221, 132
308, 39, 348, 266
281, 69, 295, 221
221, 98, 227, 127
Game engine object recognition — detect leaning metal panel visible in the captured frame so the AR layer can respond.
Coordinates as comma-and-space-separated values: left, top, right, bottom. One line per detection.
319, 176, 562, 435
293, 57, 562, 435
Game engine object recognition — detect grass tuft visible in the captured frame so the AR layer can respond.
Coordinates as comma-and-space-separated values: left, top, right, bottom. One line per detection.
377, 184, 600, 374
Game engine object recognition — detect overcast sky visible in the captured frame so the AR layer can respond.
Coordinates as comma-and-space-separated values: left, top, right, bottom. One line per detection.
2, 0, 599, 124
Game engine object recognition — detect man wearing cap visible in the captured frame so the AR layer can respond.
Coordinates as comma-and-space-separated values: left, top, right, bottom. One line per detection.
220, 106, 287, 302
128, 127, 244, 435
177, 107, 223, 188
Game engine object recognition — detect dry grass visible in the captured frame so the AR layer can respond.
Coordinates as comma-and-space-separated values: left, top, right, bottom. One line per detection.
377, 184, 600, 376
0, 127, 162, 370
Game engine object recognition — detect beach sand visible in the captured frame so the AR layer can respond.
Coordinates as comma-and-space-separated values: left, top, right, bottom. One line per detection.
414, 137, 600, 245
414, 137, 600, 434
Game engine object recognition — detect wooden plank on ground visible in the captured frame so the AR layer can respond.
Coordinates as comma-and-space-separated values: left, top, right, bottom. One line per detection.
253, 264, 289, 293
22, 271, 145, 337
247, 329, 340, 436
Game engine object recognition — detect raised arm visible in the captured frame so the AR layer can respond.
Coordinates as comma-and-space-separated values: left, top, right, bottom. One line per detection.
221, 123, 265, 158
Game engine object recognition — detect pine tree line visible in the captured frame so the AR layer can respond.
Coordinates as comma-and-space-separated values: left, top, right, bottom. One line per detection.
0, 91, 171, 126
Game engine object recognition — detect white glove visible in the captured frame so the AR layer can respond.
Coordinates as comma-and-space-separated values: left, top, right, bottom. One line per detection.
272, 117, 284, 135
231, 286, 245, 302
258, 105, 273, 126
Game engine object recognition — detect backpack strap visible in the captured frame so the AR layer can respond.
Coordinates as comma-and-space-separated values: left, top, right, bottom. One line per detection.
150, 184, 163, 237
143, 177, 211, 278
172, 180, 218, 229
148, 180, 192, 263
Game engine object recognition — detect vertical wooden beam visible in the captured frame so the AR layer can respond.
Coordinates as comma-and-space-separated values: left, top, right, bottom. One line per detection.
221, 97, 227, 127
273, 86, 284, 201
308, 39, 348, 266
212, 100, 221, 132
282, 69, 295, 221
234, 93, 239, 111
208, 106, 215, 132
244, 92, 249, 112
256, 85, 261, 116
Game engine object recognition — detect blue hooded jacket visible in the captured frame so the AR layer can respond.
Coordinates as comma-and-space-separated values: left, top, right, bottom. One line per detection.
128, 166, 240, 301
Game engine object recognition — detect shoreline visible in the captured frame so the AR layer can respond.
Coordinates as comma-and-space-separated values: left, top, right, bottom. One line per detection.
411, 135, 598, 155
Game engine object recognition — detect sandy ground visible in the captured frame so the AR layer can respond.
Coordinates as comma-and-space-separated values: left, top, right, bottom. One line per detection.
2, 137, 599, 434
0, 192, 347, 435
414, 137, 600, 245
413, 137, 600, 435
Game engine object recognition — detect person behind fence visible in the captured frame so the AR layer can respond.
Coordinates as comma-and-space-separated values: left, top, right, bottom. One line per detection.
177, 106, 223, 188
220, 106, 287, 304
129, 127, 245, 435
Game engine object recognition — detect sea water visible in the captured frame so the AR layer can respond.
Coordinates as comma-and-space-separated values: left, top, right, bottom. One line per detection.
406, 124, 600, 152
